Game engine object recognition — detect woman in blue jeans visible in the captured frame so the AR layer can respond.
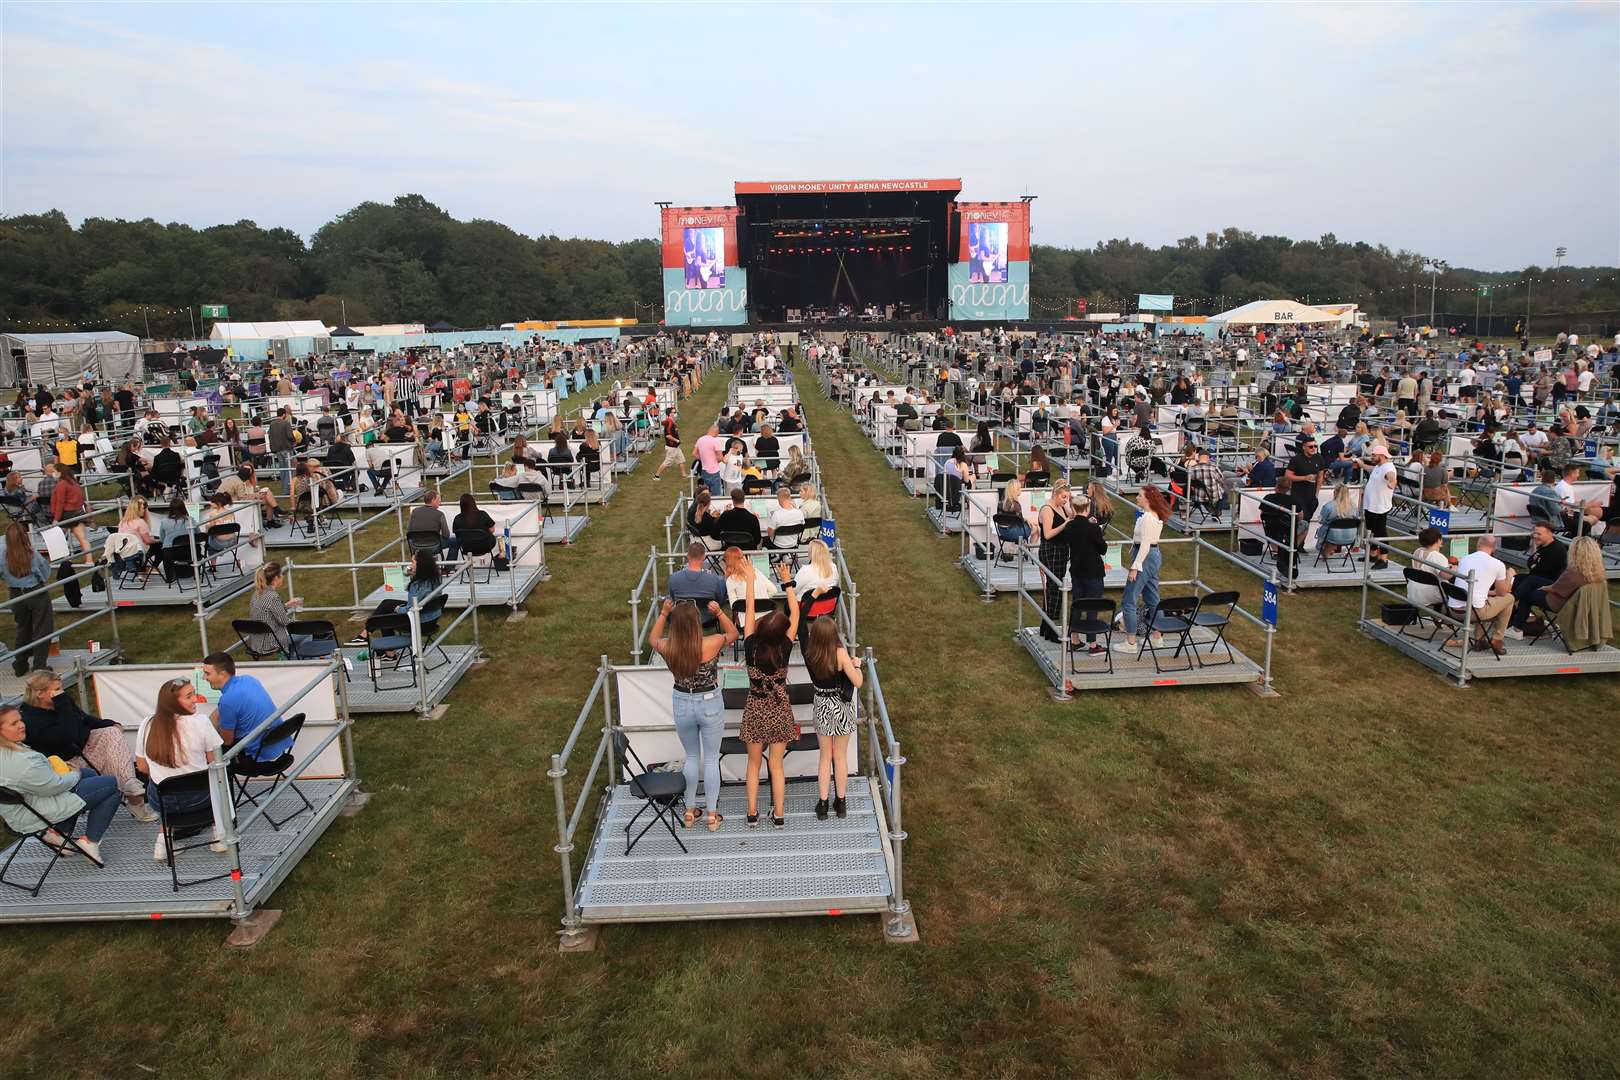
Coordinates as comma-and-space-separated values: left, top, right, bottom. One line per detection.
651, 597, 738, 832
0, 704, 120, 866
1118, 485, 1171, 653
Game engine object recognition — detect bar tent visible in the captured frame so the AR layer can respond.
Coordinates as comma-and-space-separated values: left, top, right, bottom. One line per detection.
0, 330, 143, 387
1210, 299, 1342, 326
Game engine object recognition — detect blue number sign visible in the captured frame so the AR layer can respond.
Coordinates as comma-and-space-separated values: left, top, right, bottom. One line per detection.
820, 517, 838, 550
1262, 580, 1279, 627
1426, 507, 1451, 534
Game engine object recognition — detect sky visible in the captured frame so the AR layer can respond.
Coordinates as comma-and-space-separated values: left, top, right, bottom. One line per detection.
3, 1, 1617, 270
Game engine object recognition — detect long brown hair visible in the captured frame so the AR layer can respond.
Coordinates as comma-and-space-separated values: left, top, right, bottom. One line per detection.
1140, 485, 1172, 522
144, 680, 191, 770
4, 522, 34, 579
662, 602, 703, 680
802, 616, 842, 684
751, 610, 791, 673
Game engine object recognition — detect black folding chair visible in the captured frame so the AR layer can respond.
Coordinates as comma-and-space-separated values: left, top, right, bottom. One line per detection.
612, 731, 687, 856
1437, 582, 1500, 662
287, 619, 340, 662
232, 618, 290, 660
153, 772, 233, 892
1398, 571, 1449, 643
0, 785, 101, 896
1136, 596, 1201, 674
161, 537, 211, 589
1190, 590, 1240, 667
406, 528, 443, 555
455, 529, 499, 584
228, 712, 315, 831
1312, 518, 1362, 573
365, 612, 418, 690
1068, 598, 1116, 674
206, 522, 243, 575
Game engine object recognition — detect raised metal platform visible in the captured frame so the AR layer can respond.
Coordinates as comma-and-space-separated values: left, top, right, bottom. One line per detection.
0, 648, 121, 705
350, 485, 425, 510
358, 565, 543, 610
1389, 504, 1492, 534
339, 643, 478, 713
926, 507, 962, 534
543, 514, 589, 545
1359, 618, 1620, 683
1166, 508, 1235, 534
545, 482, 616, 507
52, 564, 257, 611
261, 510, 359, 550
575, 777, 892, 923
1016, 625, 1266, 691
0, 778, 353, 923
1227, 547, 1406, 589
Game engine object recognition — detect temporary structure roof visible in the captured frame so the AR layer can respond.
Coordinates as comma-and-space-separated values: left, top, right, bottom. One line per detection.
1210, 300, 1341, 325
209, 320, 330, 341
0, 330, 143, 387
352, 324, 425, 335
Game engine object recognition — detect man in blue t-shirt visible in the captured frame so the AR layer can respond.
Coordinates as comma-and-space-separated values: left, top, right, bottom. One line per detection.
202, 653, 292, 762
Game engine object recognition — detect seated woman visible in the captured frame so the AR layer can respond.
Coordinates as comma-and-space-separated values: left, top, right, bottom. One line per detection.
1520, 535, 1605, 644
1421, 451, 1454, 509
452, 493, 506, 563
135, 679, 227, 858
116, 495, 161, 572
997, 478, 1033, 547
247, 561, 304, 657
1313, 483, 1361, 557
797, 483, 822, 519
490, 462, 524, 501
546, 432, 575, 487
351, 551, 441, 650
577, 430, 602, 486
779, 445, 812, 488
944, 445, 974, 494
687, 488, 721, 548
794, 538, 839, 595
20, 670, 155, 823
1024, 445, 1053, 488
0, 703, 121, 865
1405, 526, 1453, 609
325, 432, 357, 485
722, 545, 778, 608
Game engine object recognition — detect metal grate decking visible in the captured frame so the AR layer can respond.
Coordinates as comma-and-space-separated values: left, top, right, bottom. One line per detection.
1227, 548, 1406, 589
1017, 625, 1266, 691
0, 648, 121, 705
963, 556, 1131, 595
261, 512, 359, 550
53, 565, 256, 611
358, 564, 543, 610
543, 515, 589, 544
1359, 618, 1620, 682
0, 778, 353, 922
339, 643, 478, 713
575, 777, 893, 922
1390, 505, 1492, 534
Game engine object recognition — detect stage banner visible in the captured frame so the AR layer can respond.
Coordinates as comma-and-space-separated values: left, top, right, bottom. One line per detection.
1138, 294, 1174, 312
951, 202, 1030, 321
660, 206, 747, 327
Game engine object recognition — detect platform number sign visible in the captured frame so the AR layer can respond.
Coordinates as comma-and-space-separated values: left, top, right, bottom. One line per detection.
1586, 439, 1599, 458
1426, 507, 1451, 534
820, 517, 837, 550
1262, 580, 1279, 627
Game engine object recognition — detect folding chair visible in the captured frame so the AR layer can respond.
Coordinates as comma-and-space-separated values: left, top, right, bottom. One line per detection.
161, 537, 211, 589
612, 731, 687, 856
290, 491, 323, 539
406, 528, 443, 556
992, 511, 1029, 564
802, 585, 840, 621
365, 612, 418, 691
1523, 598, 1572, 654
206, 522, 243, 575
1068, 598, 1115, 674
1397, 571, 1449, 643
103, 531, 149, 591
232, 618, 291, 660
1136, 596, 1201, 674
1190, 590, 1240, 667
287, 619, 340, 662
767, 523, 804, 551
1437, 582, 1501, 662
416, 596, 453, 671
153, 772, 233, 892
719, 529, 759, 551
455, 529, 499, 584
0, 785, 102, 896
228, 712, 315, 831
1312, 518, 1362, 573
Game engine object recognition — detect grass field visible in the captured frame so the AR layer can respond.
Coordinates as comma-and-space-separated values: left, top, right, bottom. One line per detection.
3, 360, 1617, 1080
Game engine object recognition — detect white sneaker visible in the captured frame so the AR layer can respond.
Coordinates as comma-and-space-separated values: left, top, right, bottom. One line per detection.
1503, 627, 1524, 640
73, 838, 103, 866
154, 831, 168, 861
128, 801, 158, 824
1113, 638, 1141, 654
210, 841, 228, 854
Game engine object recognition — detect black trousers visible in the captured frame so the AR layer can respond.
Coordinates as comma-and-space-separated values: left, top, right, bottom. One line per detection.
9, 587, 53, 674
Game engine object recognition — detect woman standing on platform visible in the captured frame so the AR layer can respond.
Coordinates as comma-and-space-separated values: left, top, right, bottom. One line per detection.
1119, 485, 1171, 653
1036, 481, 1075, 643
651, 597, 737, 833
801, 615, 862, 821
741, 561, 799, 830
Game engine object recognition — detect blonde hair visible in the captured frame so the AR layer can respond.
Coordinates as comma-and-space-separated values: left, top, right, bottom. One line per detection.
22, 669, 57, 707
805, 538, 835, 580
1568, 536, 1604, 581
0, 705, 24, 752
120, 496, 149, 523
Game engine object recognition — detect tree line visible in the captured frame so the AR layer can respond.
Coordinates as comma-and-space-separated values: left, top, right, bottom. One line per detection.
2, 195, 1614, 338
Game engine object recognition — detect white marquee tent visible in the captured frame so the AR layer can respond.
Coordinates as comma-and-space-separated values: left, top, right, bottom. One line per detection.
209, 320, 331, 342
0, 330, 143, 387
1210, 299, 1342, 326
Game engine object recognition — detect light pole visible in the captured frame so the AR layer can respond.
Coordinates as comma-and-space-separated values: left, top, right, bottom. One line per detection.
1554, 246, 1566, 269
1426, 259, 1448, 330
